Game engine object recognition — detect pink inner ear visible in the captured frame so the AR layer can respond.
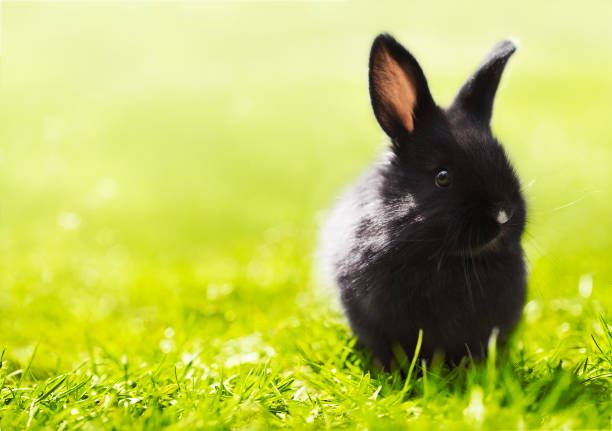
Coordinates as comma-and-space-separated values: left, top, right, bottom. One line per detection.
373, 47, 417, 133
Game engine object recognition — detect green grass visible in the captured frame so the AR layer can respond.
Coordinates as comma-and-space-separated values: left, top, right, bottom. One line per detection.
1, 1, 612, 429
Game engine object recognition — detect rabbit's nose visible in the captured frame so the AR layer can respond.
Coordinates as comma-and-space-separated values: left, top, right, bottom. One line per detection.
495, 208, 513, 224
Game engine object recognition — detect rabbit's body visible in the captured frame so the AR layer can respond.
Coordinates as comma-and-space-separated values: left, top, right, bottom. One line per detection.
322, 153, 526, 366
320, 35, 527, 368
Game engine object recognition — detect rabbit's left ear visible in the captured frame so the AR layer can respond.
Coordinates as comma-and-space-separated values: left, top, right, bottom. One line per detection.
449, 40, 516, 126
369, 34, 436, 139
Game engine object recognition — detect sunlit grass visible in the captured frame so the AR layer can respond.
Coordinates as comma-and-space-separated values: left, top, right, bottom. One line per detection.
1, 1, 611, 429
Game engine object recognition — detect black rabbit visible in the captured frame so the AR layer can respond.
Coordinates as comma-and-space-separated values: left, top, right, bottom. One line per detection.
319, 34, 527, 369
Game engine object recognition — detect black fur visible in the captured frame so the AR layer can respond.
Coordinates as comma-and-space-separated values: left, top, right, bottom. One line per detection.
320, 34, 526, 369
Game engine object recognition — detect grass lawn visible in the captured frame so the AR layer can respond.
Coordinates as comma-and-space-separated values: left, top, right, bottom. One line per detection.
1, 1, 611, 429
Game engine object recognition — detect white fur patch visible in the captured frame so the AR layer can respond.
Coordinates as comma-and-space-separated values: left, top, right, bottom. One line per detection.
496, 209, 509, 224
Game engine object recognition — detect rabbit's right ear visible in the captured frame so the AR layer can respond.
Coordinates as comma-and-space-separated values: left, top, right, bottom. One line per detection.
369, 34, 435, 139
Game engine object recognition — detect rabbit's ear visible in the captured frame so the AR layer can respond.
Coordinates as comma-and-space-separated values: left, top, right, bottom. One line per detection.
449, 40, 516, 126
369, 34, 435, 139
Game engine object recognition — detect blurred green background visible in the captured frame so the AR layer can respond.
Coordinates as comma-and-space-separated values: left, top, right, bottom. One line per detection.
0, 1, 611, 428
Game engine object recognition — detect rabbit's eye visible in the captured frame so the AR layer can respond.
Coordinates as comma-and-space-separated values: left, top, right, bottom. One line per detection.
435, 170, 451, 187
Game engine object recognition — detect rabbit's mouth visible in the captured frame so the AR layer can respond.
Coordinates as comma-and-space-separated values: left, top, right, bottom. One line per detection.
455, 229, 505, 257
469, 232, 504, 255
450, 203, 523, 257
